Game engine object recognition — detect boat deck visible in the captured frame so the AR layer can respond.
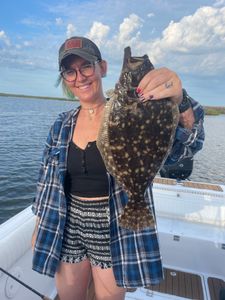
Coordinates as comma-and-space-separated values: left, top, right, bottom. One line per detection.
54, 267, 225, 300
208, 277, 225, 300
149, 268, 204, 299
153, 177, 224, 192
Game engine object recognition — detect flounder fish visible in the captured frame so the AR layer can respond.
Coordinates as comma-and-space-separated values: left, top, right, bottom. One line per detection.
97, 47, 179, 230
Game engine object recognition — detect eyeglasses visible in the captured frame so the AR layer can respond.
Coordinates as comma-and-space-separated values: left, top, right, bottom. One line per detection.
61, 60, 100, 82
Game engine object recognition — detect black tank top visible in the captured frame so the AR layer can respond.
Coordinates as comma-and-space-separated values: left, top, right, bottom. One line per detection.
65, 141, 109, 197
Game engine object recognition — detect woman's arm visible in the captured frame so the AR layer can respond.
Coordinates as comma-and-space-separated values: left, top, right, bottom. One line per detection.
166, 90, 205, 164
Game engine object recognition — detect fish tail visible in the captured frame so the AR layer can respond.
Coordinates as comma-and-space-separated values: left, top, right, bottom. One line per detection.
118, 200, 155, 231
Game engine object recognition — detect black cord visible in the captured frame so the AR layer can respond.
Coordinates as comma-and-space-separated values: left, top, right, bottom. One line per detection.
0, 267, 52, 300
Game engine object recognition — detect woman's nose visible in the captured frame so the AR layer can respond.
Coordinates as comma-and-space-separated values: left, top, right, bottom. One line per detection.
76, 68, 86, 81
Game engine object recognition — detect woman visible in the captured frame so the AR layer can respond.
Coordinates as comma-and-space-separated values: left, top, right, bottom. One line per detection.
31, 36, 204, 300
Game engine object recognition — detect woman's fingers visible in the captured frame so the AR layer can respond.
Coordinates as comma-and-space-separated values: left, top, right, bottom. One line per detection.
137, 67, 182, 104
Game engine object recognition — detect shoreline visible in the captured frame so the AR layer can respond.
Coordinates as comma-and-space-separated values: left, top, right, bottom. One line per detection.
203, 106, 225, 116
0, 92, 77, 102
0, 92, 224, 115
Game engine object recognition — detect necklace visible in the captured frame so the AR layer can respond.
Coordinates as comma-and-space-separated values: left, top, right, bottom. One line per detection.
81, 101, 106, 120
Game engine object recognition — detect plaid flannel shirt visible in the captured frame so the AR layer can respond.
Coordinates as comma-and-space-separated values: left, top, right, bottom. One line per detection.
32, 93, 204, 287
165, 89, 205, 165
31, 107, 163, 287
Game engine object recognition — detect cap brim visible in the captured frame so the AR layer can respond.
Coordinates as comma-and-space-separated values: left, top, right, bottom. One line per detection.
59, 49, 98, 67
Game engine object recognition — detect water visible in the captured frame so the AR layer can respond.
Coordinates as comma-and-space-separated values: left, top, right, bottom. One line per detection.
0, 97, 225, 224
0, 97, 76, 224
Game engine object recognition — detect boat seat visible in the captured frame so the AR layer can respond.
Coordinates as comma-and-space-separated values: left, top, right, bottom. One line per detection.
0, 207, 35, 273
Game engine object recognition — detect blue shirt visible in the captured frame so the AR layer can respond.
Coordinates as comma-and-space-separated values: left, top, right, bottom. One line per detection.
31, 108, 163, 287
32, 94, 204, 287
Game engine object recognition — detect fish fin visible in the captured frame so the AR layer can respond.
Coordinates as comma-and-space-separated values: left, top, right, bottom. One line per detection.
118, 201, 155, 231
122, 47, 132, 69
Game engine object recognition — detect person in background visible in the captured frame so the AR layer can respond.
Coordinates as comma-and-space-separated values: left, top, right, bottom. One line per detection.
160, 90, 204, 180
31, 36, 204, 300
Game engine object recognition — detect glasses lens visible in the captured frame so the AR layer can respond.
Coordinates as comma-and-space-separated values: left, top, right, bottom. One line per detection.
80, 64, 95, 77
62, 69, 76, 82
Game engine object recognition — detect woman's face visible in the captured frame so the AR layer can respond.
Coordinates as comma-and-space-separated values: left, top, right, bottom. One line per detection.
62, 55, 107, 103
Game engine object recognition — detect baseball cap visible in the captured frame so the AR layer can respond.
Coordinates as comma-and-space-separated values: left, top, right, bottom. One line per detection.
58, 36, 102, 69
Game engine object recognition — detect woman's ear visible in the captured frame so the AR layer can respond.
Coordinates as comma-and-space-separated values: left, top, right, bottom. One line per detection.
100, 60, 107, 78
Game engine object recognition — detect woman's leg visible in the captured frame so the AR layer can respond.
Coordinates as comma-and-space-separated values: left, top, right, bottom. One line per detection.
55, 260, 91, 300
92, 266, 126, 300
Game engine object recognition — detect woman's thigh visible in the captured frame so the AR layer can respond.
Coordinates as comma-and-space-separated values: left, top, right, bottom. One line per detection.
55, 260, 91, 300
92, 266, 126, 300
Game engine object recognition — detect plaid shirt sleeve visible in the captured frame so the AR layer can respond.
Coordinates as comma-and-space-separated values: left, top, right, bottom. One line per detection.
31, 125, 54, 217
165, 89, 205, 164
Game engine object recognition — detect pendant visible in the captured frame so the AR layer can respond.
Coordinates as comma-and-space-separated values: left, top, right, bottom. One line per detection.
89, 108, 94, 114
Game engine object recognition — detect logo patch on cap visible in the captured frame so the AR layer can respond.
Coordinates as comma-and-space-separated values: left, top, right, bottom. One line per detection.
65, 38, 82, 50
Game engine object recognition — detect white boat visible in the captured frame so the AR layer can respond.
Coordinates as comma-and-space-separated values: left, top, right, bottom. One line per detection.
0, 177, 225, 300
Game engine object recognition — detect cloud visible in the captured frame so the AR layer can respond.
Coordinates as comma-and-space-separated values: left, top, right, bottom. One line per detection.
147, 13, 155, 18
100, 13, 143, 58
213, 0, 225, 7
0, 30, 11, 46
2, 3, 225, 80
84, 15, 143, 62
163, 6, 225, 52
93, 6, 225, 77
117, 14, 143, 45
55, 17, 63, 26
142, 6, 225, 75
66, 24, 76, 38
23, 41, 32, 47
0, 32, 60, 72
87, 21, 110, 46
21, 17, 52, 28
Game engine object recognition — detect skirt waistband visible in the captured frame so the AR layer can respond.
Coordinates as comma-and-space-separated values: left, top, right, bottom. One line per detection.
67, 193, 109, 204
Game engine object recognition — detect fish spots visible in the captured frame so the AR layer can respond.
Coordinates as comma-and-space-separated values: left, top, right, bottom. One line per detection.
97, 47, 179, 230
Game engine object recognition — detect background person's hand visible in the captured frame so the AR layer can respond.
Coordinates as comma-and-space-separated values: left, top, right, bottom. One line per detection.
179, 107, 195, 130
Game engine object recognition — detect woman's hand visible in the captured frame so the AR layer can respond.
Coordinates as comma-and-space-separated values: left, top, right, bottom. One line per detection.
137, 67, 183, 105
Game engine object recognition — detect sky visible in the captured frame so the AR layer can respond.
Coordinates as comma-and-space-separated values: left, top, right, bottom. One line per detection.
1, 0, 225, 106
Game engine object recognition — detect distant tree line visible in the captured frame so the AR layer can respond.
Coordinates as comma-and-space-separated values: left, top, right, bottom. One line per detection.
203, 106, 225, 115
1, 92, 225, 115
